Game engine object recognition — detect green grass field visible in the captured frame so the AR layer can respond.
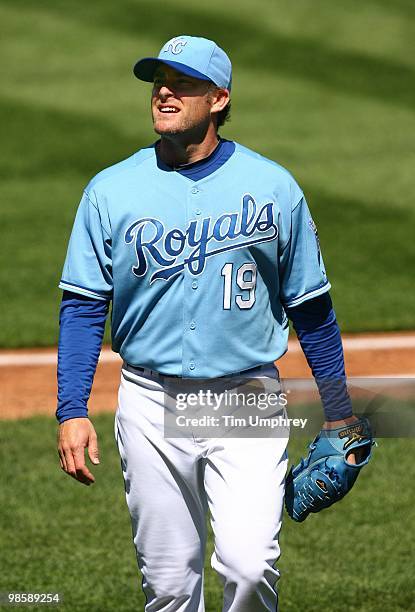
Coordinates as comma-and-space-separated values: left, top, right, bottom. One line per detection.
1, 0, 415, 346
1, 415, 414, 611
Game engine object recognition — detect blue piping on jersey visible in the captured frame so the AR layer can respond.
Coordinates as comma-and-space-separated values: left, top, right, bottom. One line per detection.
59, 279, 111, 301
283, 280, 332, 309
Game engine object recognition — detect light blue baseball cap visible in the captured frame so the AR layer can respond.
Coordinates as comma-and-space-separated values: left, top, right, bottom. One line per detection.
133, 35, 232, 90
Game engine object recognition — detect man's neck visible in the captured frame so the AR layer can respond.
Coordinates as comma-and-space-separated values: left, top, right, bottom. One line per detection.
157, 127, 220, 168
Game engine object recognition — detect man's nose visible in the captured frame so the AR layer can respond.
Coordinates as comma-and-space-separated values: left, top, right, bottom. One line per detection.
158, 85, 174, 99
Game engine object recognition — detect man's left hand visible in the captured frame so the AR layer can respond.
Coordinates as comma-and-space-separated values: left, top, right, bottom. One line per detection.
285, 415, 374, 522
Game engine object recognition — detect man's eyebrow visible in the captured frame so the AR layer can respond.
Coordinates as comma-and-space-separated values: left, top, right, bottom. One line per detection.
153, 70, 195, 81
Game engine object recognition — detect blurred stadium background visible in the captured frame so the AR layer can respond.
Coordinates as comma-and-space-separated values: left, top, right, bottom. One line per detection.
1, 1, 414, 610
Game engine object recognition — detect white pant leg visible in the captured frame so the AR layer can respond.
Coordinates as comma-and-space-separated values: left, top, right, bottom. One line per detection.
115, 371, 207, 612
204, 436, 288, 612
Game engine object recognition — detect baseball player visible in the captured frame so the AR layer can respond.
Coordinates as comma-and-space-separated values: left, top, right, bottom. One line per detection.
57, 35, 373, 611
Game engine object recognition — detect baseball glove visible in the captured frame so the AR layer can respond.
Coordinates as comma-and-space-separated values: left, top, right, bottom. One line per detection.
285, 417, 374, 522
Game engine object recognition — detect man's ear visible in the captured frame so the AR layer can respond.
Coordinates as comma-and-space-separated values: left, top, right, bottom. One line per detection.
209, 87, 230, 113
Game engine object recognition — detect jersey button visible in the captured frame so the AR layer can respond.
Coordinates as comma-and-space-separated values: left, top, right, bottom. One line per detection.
189, 361, 195, 370
190, 322, 196, 330
195, 208, 202, 215
191, 187, 199, 194
192, 280, 198, 289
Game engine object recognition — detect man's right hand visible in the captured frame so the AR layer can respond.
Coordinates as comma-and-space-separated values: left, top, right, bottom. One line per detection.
57, 418, 100, 486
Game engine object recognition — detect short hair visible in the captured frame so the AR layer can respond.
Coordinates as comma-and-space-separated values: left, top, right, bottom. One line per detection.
216, 101, 231, 128
208, 84, 231, 128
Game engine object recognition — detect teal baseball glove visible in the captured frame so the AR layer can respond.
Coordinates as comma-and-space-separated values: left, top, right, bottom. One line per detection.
285, 417, 374, 522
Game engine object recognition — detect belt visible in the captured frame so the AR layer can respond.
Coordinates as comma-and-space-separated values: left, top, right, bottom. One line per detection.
123, 362, 277, 380
123, 364, 180, 378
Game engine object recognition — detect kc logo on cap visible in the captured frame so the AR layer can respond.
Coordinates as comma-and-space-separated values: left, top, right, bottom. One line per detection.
163, 37, 188, 55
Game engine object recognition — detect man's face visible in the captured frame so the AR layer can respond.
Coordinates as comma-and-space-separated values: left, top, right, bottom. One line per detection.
151, 65, 216, 136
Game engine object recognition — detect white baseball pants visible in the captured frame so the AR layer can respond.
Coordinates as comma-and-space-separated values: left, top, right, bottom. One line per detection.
114, 367, 288, 612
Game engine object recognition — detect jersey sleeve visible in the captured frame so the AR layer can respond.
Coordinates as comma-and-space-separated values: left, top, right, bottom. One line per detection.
59, 190, 113, 301
279, 196, 330, 308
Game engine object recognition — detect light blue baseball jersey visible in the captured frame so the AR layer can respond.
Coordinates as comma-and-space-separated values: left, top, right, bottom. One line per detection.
59, 142, 330, 378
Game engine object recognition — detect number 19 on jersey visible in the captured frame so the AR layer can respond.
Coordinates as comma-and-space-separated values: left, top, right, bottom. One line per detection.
221, 263, 257, 310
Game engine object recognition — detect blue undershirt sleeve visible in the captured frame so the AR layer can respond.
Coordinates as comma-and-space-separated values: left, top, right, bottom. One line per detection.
56, 291, 109, 424
285, 293, 353, 421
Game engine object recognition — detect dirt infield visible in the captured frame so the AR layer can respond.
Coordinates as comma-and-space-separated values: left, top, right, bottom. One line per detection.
1, 332, 415, 419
